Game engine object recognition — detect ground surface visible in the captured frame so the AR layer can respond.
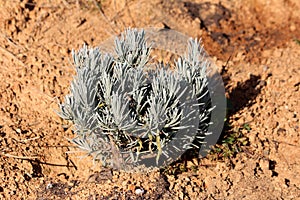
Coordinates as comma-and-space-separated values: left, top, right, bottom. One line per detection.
0, 0, 299, 199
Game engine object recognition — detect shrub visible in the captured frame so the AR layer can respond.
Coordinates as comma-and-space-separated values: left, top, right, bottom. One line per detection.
57, 28, 212, 169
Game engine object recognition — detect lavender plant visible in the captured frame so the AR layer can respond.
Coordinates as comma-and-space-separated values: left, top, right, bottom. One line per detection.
57, 28, 212, 169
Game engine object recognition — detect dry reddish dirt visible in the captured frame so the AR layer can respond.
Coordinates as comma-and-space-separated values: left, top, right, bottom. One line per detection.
0, 0, 299, 199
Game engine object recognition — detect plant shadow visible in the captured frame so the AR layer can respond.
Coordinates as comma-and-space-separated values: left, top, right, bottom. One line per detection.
162, 64, 265, 176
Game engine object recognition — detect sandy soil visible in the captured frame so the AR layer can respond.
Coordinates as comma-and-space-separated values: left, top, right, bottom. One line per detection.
0, 0, 299, 199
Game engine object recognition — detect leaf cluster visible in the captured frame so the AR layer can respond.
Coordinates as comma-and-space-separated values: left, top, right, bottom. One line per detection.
57, 28, 212, 168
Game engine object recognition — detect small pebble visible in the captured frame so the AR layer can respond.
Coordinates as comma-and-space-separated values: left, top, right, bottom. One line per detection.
46, 183, 53, 189
263, 65, 269, 71
135, 187, 144, 195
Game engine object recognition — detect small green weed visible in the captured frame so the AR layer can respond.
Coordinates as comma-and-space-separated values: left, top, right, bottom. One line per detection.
209, 123, 250, 160
294, 39, 300, 46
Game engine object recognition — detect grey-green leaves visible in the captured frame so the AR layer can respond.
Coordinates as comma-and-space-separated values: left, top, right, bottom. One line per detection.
58, 28, 212, 169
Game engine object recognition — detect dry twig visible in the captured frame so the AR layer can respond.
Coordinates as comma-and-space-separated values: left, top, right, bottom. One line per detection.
1, 152, 38, 160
